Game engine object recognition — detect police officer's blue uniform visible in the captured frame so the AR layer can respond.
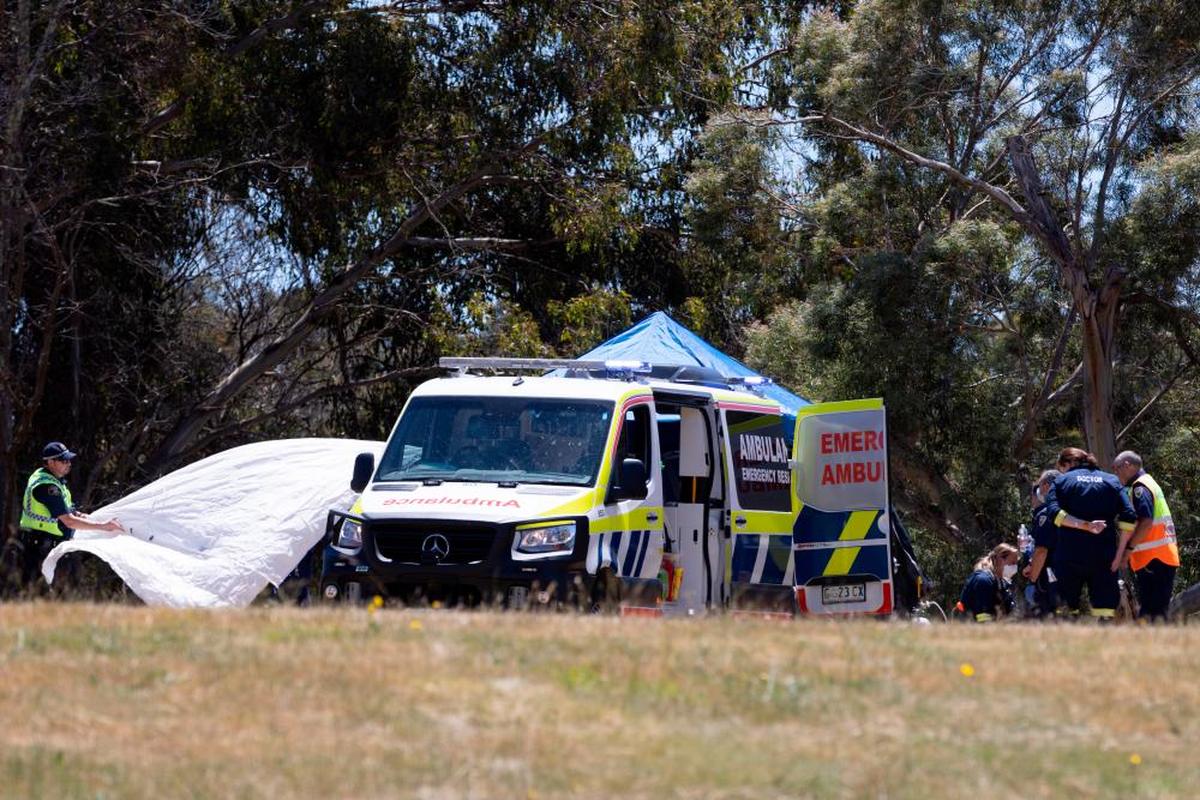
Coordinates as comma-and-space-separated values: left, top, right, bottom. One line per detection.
1044, 467, 1136, 618
1028, 501, 1059, 615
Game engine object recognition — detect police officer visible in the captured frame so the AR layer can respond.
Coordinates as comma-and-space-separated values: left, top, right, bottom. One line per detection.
1043, 447, 1137, 620
1111, 451, 1179, 622
1023, 469, 1061, 617
958, 543, 1019, 622
18, 441, 124, 590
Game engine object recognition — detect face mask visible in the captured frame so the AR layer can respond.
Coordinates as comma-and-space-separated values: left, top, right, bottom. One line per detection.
1002, 563, 1018, 580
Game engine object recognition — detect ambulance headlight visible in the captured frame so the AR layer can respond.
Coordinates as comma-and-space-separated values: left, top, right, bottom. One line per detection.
337, 519, 363, 549
515, 522, 576, 554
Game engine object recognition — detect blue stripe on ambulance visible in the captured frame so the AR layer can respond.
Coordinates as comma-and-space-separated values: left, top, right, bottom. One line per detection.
793, 507, 889, 579
794, 505, 883, 542
622, 531, 641, 576
731, 534, 793, 585
793, 539, 890, 579
609, 530, 623, 573
634, 531, 651, 576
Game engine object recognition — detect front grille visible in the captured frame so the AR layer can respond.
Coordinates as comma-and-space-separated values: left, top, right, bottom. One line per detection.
371, 522, 498, 565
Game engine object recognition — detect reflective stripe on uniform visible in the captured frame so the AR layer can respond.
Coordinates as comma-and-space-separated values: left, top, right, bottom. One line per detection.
1090, 607, 1115, 618
1131, 532, 1177, 553
1129, 474, 1180, 570
20, 469, 72, 537
974, 613, 994, 622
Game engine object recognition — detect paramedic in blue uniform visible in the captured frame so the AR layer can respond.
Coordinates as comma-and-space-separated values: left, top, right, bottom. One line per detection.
1043, 447, 1136, 620
1023, 469, 1061, 617
959, 543, 1019, 622
17, 441, 124, 590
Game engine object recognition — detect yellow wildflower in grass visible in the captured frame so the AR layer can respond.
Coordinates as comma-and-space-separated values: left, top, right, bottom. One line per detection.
1130, 754, 1142, 766
409, 619, 424, 631
960, 663, 975, 677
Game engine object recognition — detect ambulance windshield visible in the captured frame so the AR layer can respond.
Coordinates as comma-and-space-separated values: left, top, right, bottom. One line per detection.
376, 396, 615, 486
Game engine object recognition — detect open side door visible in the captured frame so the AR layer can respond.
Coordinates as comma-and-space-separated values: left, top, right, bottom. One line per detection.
590, 398, 665, 590
722, 404, 796, 613
791, 398, 893, 615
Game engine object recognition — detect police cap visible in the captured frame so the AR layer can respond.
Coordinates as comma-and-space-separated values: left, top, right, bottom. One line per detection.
41, 441, 77, 461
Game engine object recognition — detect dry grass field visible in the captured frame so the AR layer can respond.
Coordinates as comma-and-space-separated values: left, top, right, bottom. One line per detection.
1, 603, 1197, 799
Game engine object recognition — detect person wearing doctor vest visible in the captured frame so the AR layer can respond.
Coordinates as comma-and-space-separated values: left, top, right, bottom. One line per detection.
1042, 447, 1137, 620
958, 543, 1019, 622
1111, 451, 1180, 622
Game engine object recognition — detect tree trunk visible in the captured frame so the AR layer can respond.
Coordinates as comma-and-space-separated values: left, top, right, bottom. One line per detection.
1079, 271, 1123, 466
1006, 135, 1123, 466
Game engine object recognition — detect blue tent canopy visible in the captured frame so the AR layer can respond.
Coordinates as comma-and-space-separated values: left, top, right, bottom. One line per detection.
575, 312, 810, 424
572, 313, 924, 607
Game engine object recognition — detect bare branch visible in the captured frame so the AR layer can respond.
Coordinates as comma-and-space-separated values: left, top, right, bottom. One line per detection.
1010, 307, 1078, 461
1116, 362, 1193, 443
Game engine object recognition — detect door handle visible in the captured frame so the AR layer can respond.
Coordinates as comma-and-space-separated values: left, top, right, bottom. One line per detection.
647, 512, 659, 523
734, 515, 747, 526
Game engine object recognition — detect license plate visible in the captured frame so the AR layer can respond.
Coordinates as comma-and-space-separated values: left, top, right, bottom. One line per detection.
822, 583, 866, 604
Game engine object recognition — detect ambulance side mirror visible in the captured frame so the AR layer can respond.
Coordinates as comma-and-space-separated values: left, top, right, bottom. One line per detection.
610, 458, 648, 502
351, 452, 375, 493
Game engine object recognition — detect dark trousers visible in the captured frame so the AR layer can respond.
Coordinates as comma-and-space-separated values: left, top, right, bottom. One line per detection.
1134, 559, 1177, 621
1054, 561, 1119, 615
16, 528, 75, 593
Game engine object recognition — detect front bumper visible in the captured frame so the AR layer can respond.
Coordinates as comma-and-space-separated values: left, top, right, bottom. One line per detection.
320, 512, 591, 604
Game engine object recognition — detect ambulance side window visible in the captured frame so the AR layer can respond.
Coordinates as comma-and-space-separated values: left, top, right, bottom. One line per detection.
612, 405, 652, 487
726, 411, 791, 512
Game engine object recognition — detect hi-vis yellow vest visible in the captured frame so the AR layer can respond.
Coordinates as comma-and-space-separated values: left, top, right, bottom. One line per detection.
20, 468, 73, 537
1128, 473, 1180, 571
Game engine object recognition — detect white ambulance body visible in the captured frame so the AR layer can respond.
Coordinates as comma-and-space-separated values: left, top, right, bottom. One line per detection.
320, 358, 894, 615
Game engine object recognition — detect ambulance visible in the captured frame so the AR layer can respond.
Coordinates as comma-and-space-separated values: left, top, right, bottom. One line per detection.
319, 358, 898, 615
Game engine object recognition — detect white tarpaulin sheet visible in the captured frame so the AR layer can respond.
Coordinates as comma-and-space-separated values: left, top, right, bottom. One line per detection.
42, 438, 383, 608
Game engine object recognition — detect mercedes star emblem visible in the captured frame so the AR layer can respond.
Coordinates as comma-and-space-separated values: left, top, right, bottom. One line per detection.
422, 534, 450, 561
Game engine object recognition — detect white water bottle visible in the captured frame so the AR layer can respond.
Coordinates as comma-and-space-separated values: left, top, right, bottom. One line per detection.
1017, 523, 1031, 553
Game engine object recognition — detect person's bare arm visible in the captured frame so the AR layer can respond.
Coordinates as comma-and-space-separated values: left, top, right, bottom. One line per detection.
1054, 511, 1105, 534
57, 512, 123, 533
1025, 546, 1049, 583
1112, 518, 1150, 572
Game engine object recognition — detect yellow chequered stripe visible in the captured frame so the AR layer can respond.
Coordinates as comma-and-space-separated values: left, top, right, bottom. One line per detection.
822, 510, 877, 576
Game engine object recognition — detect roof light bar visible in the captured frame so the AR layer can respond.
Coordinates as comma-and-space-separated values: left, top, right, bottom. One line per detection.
603, 359, 652, 378
439, 357, 609, 374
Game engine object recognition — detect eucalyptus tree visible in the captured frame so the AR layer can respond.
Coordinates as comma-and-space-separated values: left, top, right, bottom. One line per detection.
749, 0, 1200, 469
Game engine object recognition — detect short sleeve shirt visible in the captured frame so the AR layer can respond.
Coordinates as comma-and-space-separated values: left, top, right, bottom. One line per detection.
1129, 475, 1154, 521
32, 482, 70, 518
1031, 502, 1057, 552
31, 482, 71, 536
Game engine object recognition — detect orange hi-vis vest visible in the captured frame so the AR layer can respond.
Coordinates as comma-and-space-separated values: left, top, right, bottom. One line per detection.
1128, 473, 1180, 571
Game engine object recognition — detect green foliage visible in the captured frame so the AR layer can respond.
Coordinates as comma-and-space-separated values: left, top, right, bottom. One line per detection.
549, 289, 634, 355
